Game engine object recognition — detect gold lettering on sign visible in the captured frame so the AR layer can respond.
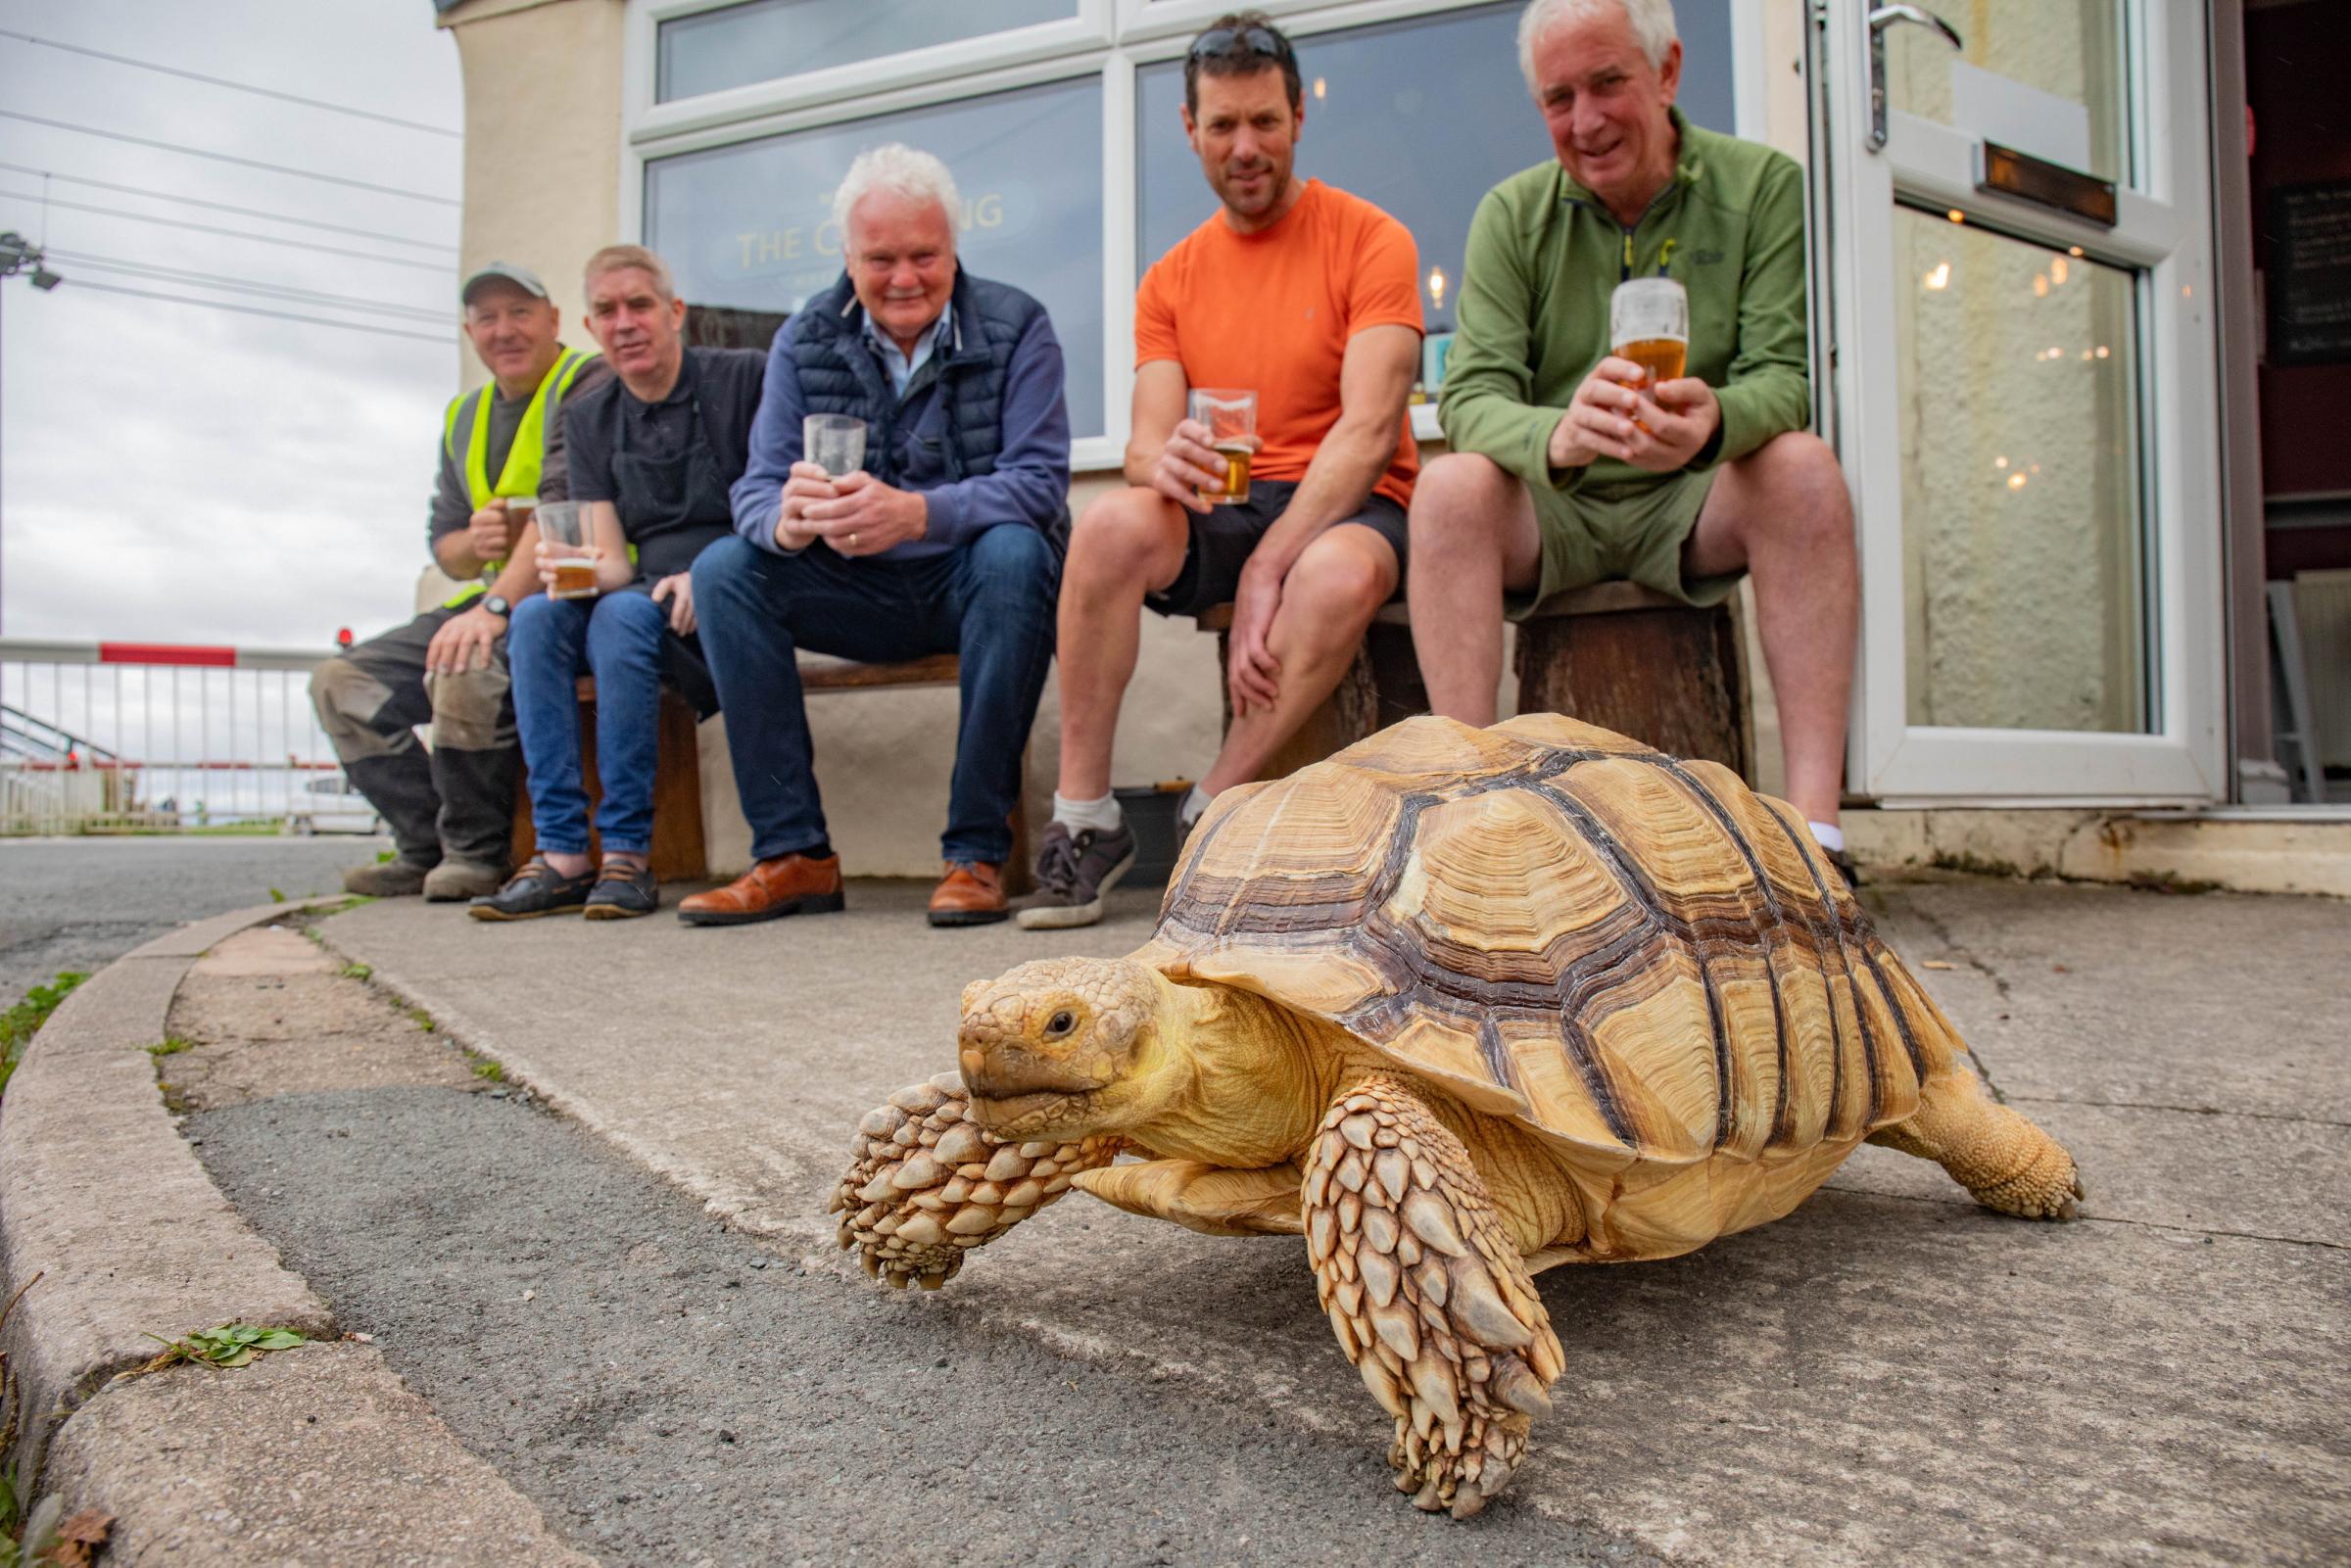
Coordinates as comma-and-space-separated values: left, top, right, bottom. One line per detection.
730, 193, 1010, 271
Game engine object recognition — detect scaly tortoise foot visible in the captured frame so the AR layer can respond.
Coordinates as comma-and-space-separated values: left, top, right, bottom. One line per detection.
830, 1071, 1118, 1289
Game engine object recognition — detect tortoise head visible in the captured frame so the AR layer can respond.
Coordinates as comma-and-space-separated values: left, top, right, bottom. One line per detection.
957, 957, 1186, 1140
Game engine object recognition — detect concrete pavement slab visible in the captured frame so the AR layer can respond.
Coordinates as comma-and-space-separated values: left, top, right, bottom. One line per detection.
167, 929, 481, 1111
315, 879, 2351, 1565
1829, 1101, 2351, 1247
40, 1342, 597, 1567
1872, 882, 2351, 1123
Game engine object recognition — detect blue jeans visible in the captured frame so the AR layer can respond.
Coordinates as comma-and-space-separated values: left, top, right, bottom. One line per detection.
691, 528, 1058, 865
507, 588, 680, 856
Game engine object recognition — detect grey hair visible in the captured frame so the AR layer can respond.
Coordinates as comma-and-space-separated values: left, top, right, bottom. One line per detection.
832, 143, 962, 245
1517, 0, 1678, 88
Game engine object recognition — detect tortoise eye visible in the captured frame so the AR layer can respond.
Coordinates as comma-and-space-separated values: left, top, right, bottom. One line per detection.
1044, 1010, 1077, 1038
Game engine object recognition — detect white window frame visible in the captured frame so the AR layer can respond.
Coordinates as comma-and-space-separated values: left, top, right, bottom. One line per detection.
620, 0, 1771, 474
1814, 0, 2226, 804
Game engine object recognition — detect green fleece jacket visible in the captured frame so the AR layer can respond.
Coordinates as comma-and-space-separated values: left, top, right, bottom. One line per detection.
1439, 110, 1810, 494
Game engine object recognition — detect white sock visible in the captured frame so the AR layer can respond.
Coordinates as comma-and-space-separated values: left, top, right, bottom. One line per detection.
1807, 821, 1846, 854
1052, 791, 1123, 834
1179, 784, 1212, 828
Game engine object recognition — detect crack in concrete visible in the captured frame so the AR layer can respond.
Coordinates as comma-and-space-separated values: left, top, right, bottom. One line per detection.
1884, 893, 2015, 1103
2007, 1094, 2351, 1132
1825, 1180, 2348, 1252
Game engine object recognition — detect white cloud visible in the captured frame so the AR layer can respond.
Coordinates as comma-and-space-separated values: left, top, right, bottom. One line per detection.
0, 0, 469, 650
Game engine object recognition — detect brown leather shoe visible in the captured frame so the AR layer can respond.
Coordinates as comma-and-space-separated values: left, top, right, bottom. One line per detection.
677, 852, 844, 927
928, 860, 1008, 927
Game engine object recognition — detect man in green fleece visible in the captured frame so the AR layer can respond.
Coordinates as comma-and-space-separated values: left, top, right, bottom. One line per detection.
1413, 0, 1857, 863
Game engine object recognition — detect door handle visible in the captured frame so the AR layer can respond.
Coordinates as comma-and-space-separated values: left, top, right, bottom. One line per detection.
1867, 4, 1965, 152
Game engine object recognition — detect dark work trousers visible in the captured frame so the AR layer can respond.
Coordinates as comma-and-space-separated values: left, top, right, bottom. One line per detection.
690, 527, 1058, 867
309, 604, 519, 867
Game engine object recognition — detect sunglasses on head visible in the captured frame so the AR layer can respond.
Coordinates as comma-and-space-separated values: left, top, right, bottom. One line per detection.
1187, 24, 1293, 65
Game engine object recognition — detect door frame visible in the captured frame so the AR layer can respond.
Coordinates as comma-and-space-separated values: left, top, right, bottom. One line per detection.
1812, 0, 2229, 805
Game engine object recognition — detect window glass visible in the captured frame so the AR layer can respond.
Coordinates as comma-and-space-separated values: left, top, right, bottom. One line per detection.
644, 77, 1107, 438
657, 0, 1079, 104
1135, 1, 1738, 350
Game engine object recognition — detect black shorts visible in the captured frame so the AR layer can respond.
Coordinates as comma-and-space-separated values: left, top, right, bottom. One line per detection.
1145, 481, 1410, 618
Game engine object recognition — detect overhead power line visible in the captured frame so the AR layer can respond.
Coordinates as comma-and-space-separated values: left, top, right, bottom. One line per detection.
60, 277, 456, 345
0, 29, 462, 139
44, 249, 449, 324
0, 188, 452, 274
0, 112, 462, 208
0, 164, 457, 253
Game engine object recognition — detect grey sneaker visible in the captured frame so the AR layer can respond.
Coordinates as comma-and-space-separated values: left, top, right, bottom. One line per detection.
1015, 820, 1138, 930
424, 858, 508, 902
343, 856, 433, 897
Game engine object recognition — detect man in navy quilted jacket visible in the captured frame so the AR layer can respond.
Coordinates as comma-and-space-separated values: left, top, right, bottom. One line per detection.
687, 142, 1071, 930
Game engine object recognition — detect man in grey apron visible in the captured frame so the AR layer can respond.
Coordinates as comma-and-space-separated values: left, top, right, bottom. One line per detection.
474, 246, 762, 921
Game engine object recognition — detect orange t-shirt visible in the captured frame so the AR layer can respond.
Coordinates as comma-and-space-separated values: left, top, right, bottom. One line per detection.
1135, 179, 1423, 508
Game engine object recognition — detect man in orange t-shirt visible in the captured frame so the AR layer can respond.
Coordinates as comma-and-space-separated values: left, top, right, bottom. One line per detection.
1020, 10, 1423, 930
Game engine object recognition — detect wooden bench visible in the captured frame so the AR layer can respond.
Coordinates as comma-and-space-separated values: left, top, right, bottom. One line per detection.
796, 651, 1033, 894
1198, 582, 1750, 781
510, 654, 1032, 891
510, 677, 709, 882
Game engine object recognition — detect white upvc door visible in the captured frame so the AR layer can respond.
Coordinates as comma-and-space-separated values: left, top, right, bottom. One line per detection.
1814, 0, 2226, 805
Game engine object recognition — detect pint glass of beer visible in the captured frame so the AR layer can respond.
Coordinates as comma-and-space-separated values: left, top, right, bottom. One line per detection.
1608, 276, 1689, 391
537, 500, 600, 601
1187, 388, 1257, 505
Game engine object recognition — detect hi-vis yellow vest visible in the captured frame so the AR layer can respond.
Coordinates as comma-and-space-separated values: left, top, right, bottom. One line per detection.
441, 345, 598, 606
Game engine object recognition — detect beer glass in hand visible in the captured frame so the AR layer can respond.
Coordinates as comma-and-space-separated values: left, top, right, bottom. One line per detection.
537, 500, 600, 600
803, 413, 867, 477
1187, 389, 1257, 505
1609, 276, 1689, 394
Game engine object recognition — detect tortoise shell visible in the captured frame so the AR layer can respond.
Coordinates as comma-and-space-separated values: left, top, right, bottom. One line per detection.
1133, 714, 1964, 1258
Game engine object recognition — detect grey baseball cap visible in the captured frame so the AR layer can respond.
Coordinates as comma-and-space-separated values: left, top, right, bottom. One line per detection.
460, 261, 550, 305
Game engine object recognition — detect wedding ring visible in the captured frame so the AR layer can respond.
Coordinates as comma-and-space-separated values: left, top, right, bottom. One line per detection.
847, 532, 860, 548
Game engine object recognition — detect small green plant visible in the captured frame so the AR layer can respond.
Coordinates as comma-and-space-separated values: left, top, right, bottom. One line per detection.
407, 1007, 437, 1033
267, 887, 287, 904
137, 1323, 310, 1372
339, 962, 373, 981
375, 848, 397, 864
471, 1058, 505, 1083
146, 1037, 192, 1059
0, 974, 89, 1102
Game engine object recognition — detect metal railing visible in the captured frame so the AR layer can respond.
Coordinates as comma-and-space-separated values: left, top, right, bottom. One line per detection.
0, 638, 376, 836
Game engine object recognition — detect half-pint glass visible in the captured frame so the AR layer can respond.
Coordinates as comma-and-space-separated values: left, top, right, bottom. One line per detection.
537, 500, 599, 600
1187, 388, 1257, 505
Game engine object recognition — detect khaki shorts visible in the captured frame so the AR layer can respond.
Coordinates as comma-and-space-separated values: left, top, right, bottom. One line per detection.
1508, 468, 1742, 621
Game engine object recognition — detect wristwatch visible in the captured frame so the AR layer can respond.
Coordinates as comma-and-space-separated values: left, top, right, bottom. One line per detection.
481, 593, 511, 618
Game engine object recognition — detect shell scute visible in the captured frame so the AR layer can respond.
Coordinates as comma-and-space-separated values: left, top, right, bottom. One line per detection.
1152, 717, 1954, 1188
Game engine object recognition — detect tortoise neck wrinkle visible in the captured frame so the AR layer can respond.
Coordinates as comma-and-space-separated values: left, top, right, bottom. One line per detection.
1142, 983, 1340, 1167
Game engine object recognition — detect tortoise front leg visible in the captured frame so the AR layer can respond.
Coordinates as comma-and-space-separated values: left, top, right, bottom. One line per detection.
831, 1071, 1119, 1289
1305, 1074, 1564, 1519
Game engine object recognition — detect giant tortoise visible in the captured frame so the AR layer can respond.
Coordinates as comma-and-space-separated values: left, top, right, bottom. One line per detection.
833, 715, 2080, 1517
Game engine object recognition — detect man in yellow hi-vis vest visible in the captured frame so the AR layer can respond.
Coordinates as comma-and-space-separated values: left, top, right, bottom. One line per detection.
311, 261, 607, 899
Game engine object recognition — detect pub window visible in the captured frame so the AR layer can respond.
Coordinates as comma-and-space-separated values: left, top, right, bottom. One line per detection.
643, 75, 1110, 439
656, 0, 1083, 104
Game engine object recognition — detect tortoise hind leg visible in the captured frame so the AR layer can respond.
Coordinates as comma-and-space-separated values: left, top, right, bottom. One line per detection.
1304, 1074, 1564, 1519
832, 1072, 1120, 1288
1868, 1067, 2084, 1219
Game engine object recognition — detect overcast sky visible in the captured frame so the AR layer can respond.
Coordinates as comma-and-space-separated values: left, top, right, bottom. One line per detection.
0, 0, 464, 650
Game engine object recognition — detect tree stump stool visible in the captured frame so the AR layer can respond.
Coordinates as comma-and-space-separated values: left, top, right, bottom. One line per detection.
1498, 582, 1751, 775
1197, 581, 1751, 784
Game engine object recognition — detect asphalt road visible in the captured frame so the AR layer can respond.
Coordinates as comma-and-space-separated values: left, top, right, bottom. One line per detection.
0, 835, 379, 1007
190, 1080, 1659, 1568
